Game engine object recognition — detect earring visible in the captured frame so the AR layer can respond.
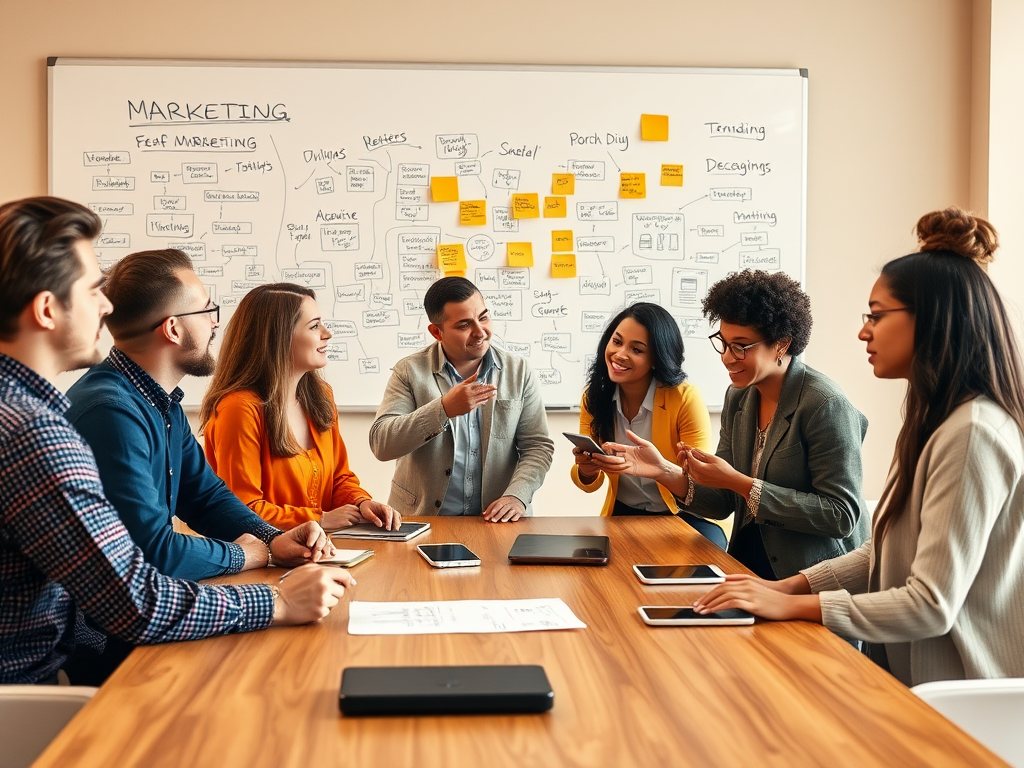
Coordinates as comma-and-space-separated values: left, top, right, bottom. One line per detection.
776, 352, 783, 366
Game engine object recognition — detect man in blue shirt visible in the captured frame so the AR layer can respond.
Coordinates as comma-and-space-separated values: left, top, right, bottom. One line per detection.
0, 197, 353, 685
66, 248, 330, 581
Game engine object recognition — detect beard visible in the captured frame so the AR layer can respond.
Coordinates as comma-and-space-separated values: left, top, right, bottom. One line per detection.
57, 319, 105, 372
180, 326, 217, 378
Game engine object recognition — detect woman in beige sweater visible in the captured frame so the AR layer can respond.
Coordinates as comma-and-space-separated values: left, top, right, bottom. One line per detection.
694, 207, 1024, 687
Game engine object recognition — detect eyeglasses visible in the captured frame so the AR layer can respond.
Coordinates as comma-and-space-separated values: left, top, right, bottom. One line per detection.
861, 307, 909, 327
151, 303, 220, 331
708, 332, 765, 360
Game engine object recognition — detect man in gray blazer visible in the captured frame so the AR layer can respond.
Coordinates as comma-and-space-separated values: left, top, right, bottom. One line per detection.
370, 277, 554, 521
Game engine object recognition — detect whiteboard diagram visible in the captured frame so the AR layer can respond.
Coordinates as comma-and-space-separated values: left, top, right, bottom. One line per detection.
50, 60, 807, 409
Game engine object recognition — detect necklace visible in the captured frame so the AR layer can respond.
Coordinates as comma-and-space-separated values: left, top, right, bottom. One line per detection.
755, 422, 771, 451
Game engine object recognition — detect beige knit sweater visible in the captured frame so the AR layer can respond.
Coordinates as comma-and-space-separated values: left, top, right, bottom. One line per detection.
802, 396, 1024, 686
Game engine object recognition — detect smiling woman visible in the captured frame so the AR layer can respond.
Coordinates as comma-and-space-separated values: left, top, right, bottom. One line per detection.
570, 302, 719, 544
201, 283, 400, 533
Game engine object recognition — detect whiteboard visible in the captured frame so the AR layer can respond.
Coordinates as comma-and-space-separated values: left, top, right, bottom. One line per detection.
49, 59, 807, 410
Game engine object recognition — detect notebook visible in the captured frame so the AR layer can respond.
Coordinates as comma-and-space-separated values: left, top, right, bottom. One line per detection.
339, 665, 554, 716
329, 522, 430, 541
507, 534, 610, 565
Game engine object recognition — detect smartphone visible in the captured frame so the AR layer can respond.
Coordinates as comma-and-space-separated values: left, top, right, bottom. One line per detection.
562, 432, 608, 456
632, 564, 726, 584
321, 549, 375, 567
417, 543, 481, 568
638, 606, 755, 626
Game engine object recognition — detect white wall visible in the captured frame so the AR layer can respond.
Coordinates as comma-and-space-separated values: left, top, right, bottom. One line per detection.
3, 0, 981, 511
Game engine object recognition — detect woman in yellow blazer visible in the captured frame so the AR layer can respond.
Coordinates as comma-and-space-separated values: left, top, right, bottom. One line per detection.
570, 303, 721, 547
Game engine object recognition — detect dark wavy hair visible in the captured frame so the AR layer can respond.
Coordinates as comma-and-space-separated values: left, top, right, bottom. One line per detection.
878, 207, 1024, 534
583, 302, 686, 443
702, 270, 812, 356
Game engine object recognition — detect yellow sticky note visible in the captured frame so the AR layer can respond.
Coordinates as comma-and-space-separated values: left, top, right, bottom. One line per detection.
431, 176, 459, 202
437, 243, 467, 272
459, 200, 486, 226
544, 196, 567, 218
661, 164, 684, 187
507, 242, 534, 268
552, 173, 575, 195
511, 193, 540, 219
620, 173, 646, 199
641, 114, 669, 141
551, 230, 573, 252
551, 253, 577, 278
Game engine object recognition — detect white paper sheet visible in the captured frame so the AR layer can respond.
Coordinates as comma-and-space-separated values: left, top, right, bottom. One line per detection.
347, 598, 586, 635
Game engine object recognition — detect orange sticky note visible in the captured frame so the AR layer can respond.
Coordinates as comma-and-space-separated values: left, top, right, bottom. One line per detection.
551, 253, 577, 278
620, 173, 646, 199
544, 196, 567, 218
459, 200, 486, 226
641, 114, 669, 141
511, 193, 540, 219
551, 230, 573, 252
661, 164, 684, 187
552, 173, 575, 195
507, 242, 534, 267
431, 176, 459, 202
437, 243, 467, 272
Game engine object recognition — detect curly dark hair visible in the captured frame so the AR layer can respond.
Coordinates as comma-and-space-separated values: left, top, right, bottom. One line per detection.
701, 270, 812, 356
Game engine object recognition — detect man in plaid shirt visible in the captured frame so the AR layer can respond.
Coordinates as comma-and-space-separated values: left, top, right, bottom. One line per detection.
0, 197, 354, 685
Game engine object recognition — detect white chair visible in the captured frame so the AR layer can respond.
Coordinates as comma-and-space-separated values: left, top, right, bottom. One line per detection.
0, 685, 98, 768
912, 678, 1024, 767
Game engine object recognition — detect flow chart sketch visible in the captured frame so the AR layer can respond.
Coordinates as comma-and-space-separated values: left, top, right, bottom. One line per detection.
347, 598, 587, 635
49, 60, 807, 410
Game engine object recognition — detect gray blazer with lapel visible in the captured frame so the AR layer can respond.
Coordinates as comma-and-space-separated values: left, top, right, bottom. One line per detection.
686, 357, 870, 579
369, 342, 554, 516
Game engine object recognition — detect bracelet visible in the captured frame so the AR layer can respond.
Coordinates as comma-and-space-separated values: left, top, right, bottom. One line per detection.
747, 479, 764, 521
266, 544, 274, 568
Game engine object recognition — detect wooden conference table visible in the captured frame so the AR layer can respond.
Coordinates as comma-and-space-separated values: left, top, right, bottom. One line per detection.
34, 516, 1006, 768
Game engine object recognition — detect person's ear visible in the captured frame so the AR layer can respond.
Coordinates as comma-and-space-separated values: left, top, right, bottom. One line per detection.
427, 323, 443, 343
28, 292, 59, 331
158, 317, 184, 347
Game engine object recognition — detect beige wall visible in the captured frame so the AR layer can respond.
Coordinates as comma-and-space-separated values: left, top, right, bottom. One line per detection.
1, 0, 980, 510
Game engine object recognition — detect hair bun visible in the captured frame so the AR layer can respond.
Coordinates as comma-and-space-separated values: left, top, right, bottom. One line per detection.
915, 206, 998, 267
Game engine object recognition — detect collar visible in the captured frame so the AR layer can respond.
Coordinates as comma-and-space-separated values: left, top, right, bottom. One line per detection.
107, 348, 183, 414
613, 378, 657, 418
438, 345, 500, 383
0, 352, 70, 414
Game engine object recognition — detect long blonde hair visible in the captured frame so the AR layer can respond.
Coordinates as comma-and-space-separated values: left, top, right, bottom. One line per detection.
200, 283, 335, 457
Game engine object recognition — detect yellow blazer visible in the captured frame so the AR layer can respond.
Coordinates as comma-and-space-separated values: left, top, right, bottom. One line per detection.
570, 382, 713, 516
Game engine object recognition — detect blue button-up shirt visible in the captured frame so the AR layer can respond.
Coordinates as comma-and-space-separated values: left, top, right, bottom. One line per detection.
0, 353, 274, 684
437, 349, 499, 516
65, 349, 281, 580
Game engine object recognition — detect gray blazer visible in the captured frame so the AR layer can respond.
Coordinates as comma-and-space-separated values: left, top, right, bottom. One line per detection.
686, 357, 870, 579
369, 342, 554, 516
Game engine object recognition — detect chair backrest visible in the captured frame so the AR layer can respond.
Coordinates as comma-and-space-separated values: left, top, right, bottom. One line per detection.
912, 678, 1024, 768
0, 685, 98, 768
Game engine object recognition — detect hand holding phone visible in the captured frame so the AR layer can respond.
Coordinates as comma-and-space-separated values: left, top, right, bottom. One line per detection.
563, 432, 608, 456
417, 543, 481, 568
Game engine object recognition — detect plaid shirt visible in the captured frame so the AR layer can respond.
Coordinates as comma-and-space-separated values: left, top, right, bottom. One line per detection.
0, 353, 274, 684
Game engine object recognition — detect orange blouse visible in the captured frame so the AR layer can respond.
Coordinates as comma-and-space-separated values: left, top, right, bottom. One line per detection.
203, 389, 371, 529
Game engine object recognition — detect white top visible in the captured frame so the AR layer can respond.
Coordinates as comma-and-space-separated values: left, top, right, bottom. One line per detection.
613, 380, 668, 512
802, 397, 1024, 686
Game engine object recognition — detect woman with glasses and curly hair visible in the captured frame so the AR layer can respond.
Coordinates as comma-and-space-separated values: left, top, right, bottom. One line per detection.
693, 209, 1024, 686
201, 283, 399, 533
604, 271, 870, 580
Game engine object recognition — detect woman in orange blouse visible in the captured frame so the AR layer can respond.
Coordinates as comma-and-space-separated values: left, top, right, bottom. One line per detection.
201, 283, 399, 531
